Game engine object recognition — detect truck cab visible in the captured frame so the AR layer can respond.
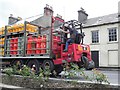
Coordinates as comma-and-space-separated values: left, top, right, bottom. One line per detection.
52, 19, 95, 71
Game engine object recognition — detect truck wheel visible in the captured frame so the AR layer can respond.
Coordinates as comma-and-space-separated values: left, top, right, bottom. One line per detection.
55, 65, 63, 75
42, 60, 54, 72
87, 60, 95, 70
27, 60, 40, 74
78, 56, 89, 69
12, 60, 23, 70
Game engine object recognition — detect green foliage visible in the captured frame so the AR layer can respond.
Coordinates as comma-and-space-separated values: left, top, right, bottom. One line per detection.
12, 65, 17, 73
4, 64, 21, 76
52, 70, 57, 77
43, 67, 51, 81
70, 63, 79, 70
30, 70, 38, 81
92, 68, 110, 84
67, 63, 79, 78
12, 65, 21, 74
38, 67, 44, 81
61, 61, 70, 78
62, 62, 89, 80
79, 68, 90, 80
3, 64, 52, 87
3, 62, 110, 85
4, 68, 13, 76
62, 62, 110, 85
19, 65, 31, 76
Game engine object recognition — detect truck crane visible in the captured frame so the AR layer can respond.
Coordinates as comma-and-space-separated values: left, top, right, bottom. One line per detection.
0, 5, 94, 75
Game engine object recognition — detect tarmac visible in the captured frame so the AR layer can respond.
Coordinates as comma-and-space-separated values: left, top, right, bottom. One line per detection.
97, 67, 120, 71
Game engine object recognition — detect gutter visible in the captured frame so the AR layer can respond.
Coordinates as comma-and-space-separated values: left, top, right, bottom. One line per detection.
83, 21, 120, 28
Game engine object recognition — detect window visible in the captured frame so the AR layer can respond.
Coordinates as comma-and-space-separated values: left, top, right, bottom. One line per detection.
91, 31, 99, 43
108, 27, 117, 42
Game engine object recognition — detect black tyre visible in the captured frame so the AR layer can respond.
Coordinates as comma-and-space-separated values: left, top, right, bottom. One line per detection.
78, 56, 89, 69
42, 60, 54, 71
55, 65, 63, 75
12, 59, 23, 70
87, 60, 95, 70
27, 60, 40, 74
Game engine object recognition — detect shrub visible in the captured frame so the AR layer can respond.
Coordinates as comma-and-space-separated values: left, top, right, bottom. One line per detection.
19, 65, 31, 76
4, 68, 13, 76
62, 62, 110, 85
92, 68, 110, 84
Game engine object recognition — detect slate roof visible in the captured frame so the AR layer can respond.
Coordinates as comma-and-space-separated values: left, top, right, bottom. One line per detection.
83, 13, 120, 28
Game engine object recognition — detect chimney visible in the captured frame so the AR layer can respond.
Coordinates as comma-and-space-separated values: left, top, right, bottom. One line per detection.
78, 7, 88, 23
44, 4, 53, 16
8, 14, 22, 25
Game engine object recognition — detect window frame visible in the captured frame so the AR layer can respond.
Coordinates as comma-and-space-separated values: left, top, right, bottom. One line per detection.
108, 27, 117, 42
91, 30, 99, 44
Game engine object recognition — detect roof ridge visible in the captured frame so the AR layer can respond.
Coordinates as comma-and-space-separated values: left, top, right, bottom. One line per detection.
87, 13, 118, 20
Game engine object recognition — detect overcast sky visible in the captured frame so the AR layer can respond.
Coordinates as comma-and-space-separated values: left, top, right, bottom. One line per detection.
0, 0, 119, 27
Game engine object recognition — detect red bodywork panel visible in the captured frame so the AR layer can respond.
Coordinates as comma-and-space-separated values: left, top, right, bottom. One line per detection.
52, 36, 92, 65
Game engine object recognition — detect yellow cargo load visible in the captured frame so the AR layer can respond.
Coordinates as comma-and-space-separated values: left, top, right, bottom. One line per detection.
0, 47, 4, 56
26, 24, 38, 33
0, 38, 5, 45
7, 23, 38, 34
0, 27, 5, 35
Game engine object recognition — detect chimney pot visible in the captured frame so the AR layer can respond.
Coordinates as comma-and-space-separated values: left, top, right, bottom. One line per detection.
8, 14, 21, 25
78, 8, 88, 23
10, 14, 13, 17
44, 4, 53, 16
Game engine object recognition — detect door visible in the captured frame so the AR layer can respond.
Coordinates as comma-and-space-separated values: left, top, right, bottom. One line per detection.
108, 50, 118, 66
91, 51, 99, 68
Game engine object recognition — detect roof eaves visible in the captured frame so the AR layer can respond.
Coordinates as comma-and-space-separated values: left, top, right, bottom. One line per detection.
83, 21, 120, 28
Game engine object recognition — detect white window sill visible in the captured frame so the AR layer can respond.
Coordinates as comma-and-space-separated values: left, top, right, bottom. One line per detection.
107, 41, 118, 44
90, 43, 100, 45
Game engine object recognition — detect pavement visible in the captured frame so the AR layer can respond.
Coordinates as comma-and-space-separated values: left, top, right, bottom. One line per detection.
97, 67, 120, 71
0, 83, 22, 89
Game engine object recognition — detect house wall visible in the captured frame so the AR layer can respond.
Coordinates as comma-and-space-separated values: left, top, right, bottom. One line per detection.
118, 2, 120, 68
83, 23, 119, 67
